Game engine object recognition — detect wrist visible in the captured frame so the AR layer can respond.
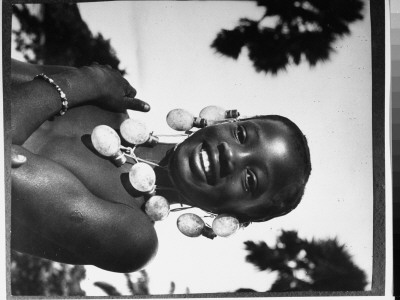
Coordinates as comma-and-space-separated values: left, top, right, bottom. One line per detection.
50, 68, 99, 107
34, 74, 68, 115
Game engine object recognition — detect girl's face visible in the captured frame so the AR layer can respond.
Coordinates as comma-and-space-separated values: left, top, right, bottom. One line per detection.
168, 118, 305, 221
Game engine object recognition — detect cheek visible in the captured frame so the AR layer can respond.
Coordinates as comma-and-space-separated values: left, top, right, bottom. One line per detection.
218, 175, 244, 196
169, 143, 190, 176
216, 199, 256, 218
187, 182, 245, 212
214, 187, 250, 213
216, 189, 272, 219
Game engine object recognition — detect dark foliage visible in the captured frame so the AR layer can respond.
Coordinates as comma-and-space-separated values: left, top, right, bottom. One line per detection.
94, 270, 180, 296
125, 271, 150, 295
211, 0, 364, 74
12, 3, 125, 73
240, 230, 368, 292
94, 282, 122, 296
11, 251, 86, 296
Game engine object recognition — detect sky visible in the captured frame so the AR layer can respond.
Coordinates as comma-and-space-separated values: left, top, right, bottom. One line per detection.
12, 0, 374, 296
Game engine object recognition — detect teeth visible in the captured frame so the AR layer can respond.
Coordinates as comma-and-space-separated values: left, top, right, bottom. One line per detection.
200, 149, 211, 175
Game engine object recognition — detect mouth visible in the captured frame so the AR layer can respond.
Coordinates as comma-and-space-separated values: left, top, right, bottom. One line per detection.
199, 142, 216, 185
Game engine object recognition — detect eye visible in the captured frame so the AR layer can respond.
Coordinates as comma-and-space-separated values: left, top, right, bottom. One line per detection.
244, 169, 257, 193
234, 125, 247, 144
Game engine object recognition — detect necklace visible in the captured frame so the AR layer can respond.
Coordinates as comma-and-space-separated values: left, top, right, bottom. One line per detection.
90, 106, 242, 239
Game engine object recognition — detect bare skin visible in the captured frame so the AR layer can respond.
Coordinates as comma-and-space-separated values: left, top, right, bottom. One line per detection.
11, 60, 159, 273
10, 60, 309, 273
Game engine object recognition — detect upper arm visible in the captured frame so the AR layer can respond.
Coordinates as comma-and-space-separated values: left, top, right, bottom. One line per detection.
11, 145, 158, 273
11, 59, 41, 85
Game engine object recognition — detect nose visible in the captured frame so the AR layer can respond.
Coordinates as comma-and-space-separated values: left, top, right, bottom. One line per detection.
218, 142, 234, 177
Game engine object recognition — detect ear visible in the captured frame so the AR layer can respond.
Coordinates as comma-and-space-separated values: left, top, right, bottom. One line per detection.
254, 183, 304, 223
271, 182, 304, 210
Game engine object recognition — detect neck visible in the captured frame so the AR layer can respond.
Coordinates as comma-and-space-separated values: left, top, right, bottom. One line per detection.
133, 142, 186, 205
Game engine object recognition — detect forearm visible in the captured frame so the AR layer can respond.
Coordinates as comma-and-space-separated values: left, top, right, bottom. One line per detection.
11, 61, 147, 144
11, 69, 98, 144
11, 59, 40, 85
11, 59, 75, 85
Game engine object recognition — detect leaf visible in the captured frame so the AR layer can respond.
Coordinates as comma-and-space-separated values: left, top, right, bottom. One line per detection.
93, 282, 122, 296
211, 28, 246, 59
241, 230, 367, 292
212, 0, 364, 75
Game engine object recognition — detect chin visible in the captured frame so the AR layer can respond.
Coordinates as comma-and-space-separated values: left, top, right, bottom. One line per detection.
168, 143, 193, 199
168, 149, 182, 186
168, 140, 220, 211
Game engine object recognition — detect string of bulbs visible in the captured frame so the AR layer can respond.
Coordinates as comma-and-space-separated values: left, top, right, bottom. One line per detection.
90, 105, 242, 239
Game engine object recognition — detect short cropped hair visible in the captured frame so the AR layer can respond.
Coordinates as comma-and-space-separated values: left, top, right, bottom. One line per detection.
240, 115, 311, 223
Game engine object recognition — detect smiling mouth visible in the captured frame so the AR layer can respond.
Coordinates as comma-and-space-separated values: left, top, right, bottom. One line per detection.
200, 143, 215, 184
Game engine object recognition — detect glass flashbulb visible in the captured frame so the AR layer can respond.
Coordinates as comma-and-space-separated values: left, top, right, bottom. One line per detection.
129, 162, 156, 193
120, 119, 150, 145
177, 213, 205, 237
91, 125, 121, 157
144, 195, 170, 221
199, 105, 240, 122
166, 109, 207, 131
212, 214, 239, 237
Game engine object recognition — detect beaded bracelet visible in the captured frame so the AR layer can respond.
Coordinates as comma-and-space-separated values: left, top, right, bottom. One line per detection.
34, 73, 68, 116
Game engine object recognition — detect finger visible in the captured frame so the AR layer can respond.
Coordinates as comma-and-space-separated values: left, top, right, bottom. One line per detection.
124, 97, 151, 112
11, 151, 27, 168
123, 78, 137, 98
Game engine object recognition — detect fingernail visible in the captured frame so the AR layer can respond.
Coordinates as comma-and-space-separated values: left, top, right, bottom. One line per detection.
143, 103, 150, 111
16, 155, 26, 163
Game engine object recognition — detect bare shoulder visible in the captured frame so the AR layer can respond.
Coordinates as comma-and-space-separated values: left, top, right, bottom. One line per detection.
22, 104, 141, 207
11, 144, 158, 273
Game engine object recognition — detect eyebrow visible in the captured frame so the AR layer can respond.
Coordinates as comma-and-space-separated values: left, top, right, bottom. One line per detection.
245, 121, 269, 197
246, 120, 261, 141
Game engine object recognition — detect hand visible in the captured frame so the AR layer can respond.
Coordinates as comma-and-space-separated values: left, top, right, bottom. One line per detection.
11, 145, 27, 168
80, 63, 150, 113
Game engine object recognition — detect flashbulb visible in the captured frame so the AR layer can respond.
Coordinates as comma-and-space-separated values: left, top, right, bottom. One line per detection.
145, 195, 170, 221
120, 119, 159, 145
166, 109, 207, 131
212, 214, 239, 237
177, 213, 205, 237
199, 105, 240, 122
91, 125, 121, 157
129, 162, 156, 192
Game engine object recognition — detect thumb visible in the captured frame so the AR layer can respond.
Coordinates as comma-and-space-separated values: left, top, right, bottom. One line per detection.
124, 97, 151, 112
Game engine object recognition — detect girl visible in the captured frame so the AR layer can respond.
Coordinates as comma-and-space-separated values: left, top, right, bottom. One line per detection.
10, 60, 311, 273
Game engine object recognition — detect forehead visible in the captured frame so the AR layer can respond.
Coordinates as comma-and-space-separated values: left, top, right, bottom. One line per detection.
236, 118, 297, 148
242, 117, 293, 133
214, 117, 293, 134
240, 118, 304, 219
247, 117, 304, 175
